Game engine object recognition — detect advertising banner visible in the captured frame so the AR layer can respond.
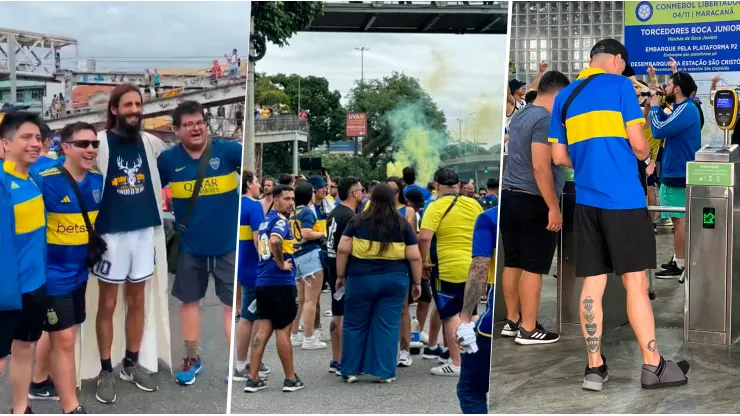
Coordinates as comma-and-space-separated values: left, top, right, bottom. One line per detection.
345, 112, 367, 137
625, 1, 740, 146
625, 1, 740, 75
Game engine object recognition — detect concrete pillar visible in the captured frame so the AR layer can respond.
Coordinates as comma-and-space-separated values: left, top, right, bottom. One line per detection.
293, 133, 299, 174
243, 15, 256, 171
9, 34, 17, 105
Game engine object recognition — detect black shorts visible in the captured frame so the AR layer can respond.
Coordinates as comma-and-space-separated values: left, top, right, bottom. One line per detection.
408, 275, 432, 304
499, 190, 558, 275
0, 285, 46, 358
574, 204, 656, 277
43, 283, 87, 333
432, 278, 475, 320
327, 259, 345, 317
255, 285, 298, 330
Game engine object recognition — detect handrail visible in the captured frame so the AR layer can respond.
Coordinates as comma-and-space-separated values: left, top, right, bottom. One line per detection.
647, 206, 686, 213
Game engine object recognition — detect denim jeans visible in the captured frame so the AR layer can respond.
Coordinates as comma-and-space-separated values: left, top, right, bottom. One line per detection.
457, 334, 491, 414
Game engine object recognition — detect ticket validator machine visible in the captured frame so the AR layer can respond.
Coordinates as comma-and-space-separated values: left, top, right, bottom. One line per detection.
685, 88, 740, 345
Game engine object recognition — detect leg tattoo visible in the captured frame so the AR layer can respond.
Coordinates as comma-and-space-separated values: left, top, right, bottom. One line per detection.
583, 297, 599, 354
251, 337, 261, 349
647, 339, 656, 352
329, 321, 337, 333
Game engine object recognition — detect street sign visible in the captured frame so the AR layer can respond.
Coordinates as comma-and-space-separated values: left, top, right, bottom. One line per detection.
346, 112, 367, 137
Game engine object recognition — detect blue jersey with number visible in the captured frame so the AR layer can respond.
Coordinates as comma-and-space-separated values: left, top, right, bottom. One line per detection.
256, 210, 296, 287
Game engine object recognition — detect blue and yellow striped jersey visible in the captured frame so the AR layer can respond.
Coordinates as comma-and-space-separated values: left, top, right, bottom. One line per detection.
158, 139, 242, 256
256, 210, 296, 287
238, 196, 264, 287
40, 167, 103, 296
2, 161, 46, 294
548, 67, 646, 209
343, 217, 417, 277
291, 205, 322, 257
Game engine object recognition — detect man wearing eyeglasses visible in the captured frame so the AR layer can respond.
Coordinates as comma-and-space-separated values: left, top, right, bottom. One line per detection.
158, 100, 243, 386
37, 122, 103, 414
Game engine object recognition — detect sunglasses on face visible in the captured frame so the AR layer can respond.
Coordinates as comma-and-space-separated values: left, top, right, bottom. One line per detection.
68, 140, 100, 149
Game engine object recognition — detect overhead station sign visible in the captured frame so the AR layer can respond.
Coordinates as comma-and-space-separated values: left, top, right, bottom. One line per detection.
625, 1, 740, 74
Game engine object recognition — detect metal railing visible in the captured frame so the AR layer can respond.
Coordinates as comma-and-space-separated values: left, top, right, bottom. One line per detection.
255, 114, 309, 134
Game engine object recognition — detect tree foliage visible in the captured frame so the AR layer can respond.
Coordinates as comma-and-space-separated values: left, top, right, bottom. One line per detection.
345, 72, 447, 164
252, 1, 324, 48
299, 151, 388, 184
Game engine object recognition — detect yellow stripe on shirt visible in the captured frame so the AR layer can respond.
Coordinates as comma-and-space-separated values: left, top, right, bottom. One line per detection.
170, 172, 238, 199
46, 211, 99, 245
351, 238, 406, 261
239, 225, 253, 241
14, 195, 46, 235
564, 110, 636, 145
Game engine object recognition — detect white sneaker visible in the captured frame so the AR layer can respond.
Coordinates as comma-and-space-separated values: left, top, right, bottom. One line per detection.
430, 363, 461, 377
302, 336, 328, 350
314, 328, 324, 341
398, 350, 412, 367
291, 333, 304, 347
420, 331, 429, 345
323, 310, 333, 317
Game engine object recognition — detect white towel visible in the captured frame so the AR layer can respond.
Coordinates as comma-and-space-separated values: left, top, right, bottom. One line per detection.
75, 130, 172, 386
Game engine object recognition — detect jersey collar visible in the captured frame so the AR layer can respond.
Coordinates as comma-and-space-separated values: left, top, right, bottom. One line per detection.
577, 67, 607, 80
3, 160, 28, 180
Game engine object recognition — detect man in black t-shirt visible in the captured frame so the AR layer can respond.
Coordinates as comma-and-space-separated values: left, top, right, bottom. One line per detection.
325, 177, 363, 375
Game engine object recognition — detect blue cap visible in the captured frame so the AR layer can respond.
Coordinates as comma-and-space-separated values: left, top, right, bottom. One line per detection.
307, 175, 327, 190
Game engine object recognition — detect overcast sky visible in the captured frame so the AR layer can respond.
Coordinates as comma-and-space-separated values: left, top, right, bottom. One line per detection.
0, 1, 507, 145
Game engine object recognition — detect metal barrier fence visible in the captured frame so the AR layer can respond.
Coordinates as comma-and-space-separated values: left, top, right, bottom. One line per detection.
255, 114, 309, 134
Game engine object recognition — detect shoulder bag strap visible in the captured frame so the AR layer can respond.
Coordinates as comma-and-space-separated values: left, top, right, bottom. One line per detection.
60, 168, 95, 238
561, 74, 601, 128
439, 194, 460, 222
179, 140, 213, 231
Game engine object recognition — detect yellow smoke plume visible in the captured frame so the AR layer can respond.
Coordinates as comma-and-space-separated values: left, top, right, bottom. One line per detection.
385, 101, 446, 184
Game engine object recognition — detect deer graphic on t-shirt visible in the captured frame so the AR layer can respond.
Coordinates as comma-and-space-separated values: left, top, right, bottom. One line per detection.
117, 155, 143, 188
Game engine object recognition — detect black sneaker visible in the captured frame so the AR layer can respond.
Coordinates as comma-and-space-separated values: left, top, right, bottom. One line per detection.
9, 406, 33, 414
641, 356, 689, 389
661, 257, 676, 270
655, 262, 683, 279
244, 378, 267, 393
422, 345, 444, 359
437, 348, 451, 363
28, 377, 59, 401
282, 375, 305, 392
514, 324, 560, 345
582, 355, 609, 391
500, 319, 520, 337
66, 405, 87, 414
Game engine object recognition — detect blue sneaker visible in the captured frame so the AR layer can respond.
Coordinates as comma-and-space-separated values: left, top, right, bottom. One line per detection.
176, 357, 204, 385
329, 360, 341, 374
422, 345, 443, 360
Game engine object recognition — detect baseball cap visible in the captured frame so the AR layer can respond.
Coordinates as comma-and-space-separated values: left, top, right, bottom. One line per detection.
509, 79, 527, 94
405, 188, 425, 206
434, 168, 460, 187
590, 38, 634, 77
307, 175, 327, 190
